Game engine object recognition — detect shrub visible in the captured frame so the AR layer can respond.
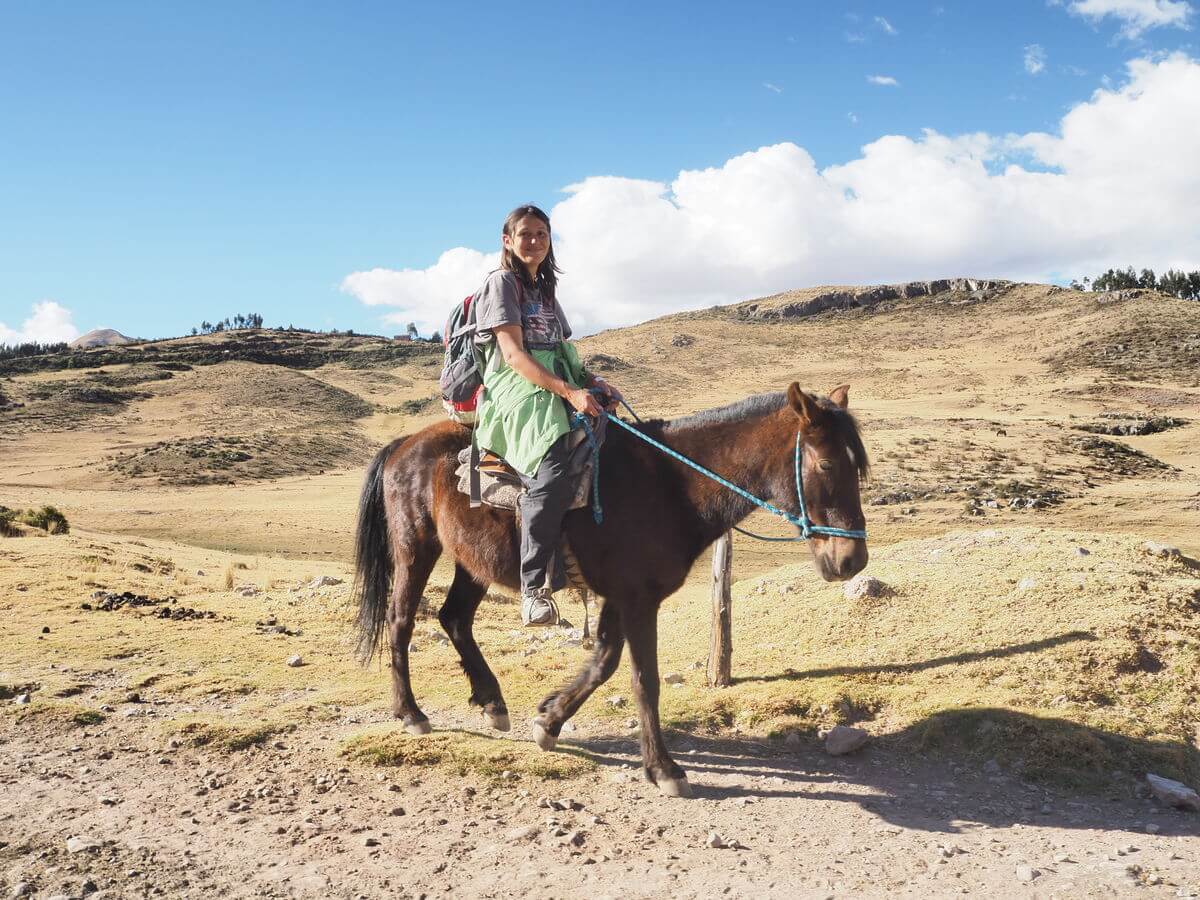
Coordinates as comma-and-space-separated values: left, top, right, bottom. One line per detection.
0, 506, 17, 537
19, 505, 70, 534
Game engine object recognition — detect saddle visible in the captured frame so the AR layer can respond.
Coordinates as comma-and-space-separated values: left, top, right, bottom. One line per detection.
453, 429, 596, 514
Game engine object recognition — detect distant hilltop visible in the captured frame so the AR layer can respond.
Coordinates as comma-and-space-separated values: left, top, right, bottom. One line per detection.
70, 328, 134, 349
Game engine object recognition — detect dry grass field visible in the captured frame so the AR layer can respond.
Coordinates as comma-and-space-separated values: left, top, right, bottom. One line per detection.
2, 281, 1198, 897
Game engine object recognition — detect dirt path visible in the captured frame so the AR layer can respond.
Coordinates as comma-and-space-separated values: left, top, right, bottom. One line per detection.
2, 708, 1197, 899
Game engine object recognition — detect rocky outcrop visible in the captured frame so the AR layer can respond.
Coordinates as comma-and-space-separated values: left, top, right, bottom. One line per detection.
738, 278, 1012, 320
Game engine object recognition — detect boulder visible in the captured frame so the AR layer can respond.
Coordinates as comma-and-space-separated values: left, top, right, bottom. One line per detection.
1146, 773, 1200, 811
823, 725, 870, 756
843, 575, 889, 601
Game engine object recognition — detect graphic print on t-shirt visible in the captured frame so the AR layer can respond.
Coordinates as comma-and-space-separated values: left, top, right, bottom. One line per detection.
520, 292, 564, 348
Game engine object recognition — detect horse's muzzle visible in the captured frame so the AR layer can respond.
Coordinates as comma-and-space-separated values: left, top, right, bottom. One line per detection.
813, 537, 868, 582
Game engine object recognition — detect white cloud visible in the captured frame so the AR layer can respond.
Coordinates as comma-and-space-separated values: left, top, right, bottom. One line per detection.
1063, 0, 1192, 36
339, 246, 499, 335
763, 82, 783, 93
845, 31, 866, 43
1025, 44, 1048, 74
848, 111, 859, 124
867, 74, 900, 86
875, 16, 898, 34
0, 301, 80, 347
343, 54, 1200, 335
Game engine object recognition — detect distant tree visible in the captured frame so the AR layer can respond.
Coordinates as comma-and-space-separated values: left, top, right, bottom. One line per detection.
430, 330, 442, 344
0, 341, 69, 361
1188, 271, 1200, 301
190, 327, 198, 336
406, 321, 419, 340
1139, 268, 1157, 289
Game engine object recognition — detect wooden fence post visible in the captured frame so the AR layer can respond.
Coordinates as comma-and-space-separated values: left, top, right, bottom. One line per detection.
707, 530, 733, 688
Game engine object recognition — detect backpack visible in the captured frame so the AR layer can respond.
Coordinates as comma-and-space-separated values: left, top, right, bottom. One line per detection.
438, 294, 483, 425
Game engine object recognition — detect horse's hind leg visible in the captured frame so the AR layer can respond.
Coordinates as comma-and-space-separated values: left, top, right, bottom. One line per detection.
388, 549, 438, 734
438, 565, 509, 731
532, 600, 624, 750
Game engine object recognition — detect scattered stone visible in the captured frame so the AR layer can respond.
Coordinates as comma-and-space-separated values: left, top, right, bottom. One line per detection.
10, 883, 33, 898
670, 334, 694, 348
1017, 577, 1037, 591
706, 831, 727, 849
843, 575, 889, 601
286, 655, 304, 668
309, 575, 343, 588
1015, 865, 1038, 883
606, 696, 627, 709
13, 693, 30, 705
507, 824, 540, 842
65, 836, 99, 853
663, 672, 684, 685
235, 585, 260, 597
1143, 541, 1182, 559
823, 725, 870, 756
1146, 773, 1200, 811
1074, 546, 1091, 557
364, 837, 380, 847
389, 806, 406, 816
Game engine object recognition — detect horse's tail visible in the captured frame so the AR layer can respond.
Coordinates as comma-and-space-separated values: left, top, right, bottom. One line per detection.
353, 437, 405, 663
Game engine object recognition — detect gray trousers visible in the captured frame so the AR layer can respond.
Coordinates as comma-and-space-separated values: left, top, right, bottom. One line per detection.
517, 431, 575, 595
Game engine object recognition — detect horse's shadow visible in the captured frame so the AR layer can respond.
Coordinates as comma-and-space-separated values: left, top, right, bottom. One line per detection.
538, 708, 1200, 837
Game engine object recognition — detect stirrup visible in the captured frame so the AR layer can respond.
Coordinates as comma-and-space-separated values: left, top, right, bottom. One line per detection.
521, 589, 559, 627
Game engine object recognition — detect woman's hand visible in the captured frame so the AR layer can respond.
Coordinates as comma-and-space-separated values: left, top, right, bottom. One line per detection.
566, 386, 603, 417
598, 381, 624, 411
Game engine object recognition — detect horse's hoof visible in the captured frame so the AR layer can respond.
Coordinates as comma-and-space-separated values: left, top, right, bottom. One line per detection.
532, 721, 558, 751
485, 711, 511, 732
404, 719, 432, 736
657, 776, 693, 799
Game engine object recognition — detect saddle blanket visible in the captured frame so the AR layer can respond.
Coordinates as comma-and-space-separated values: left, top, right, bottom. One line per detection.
454, 437, 595, 513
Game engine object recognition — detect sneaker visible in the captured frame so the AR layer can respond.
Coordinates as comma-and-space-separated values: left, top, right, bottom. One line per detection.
521, 587, 559, 627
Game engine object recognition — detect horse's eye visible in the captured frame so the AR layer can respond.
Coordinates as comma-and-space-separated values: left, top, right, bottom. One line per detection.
818, 458, 833, 472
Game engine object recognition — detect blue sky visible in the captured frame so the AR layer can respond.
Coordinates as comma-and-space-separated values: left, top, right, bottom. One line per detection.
2, 1, 1197, 343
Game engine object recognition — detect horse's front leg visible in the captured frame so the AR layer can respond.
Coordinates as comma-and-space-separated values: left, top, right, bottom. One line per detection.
532, 600, 624, 749
437, 565, 509, 730
622, 600, 690, 798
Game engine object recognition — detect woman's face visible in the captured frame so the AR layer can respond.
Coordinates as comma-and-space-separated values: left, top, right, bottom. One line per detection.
503, 215, 551, 273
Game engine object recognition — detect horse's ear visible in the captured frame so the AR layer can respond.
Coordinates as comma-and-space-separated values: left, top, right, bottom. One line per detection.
829, 384, 850, 409
787, 382, 824, 427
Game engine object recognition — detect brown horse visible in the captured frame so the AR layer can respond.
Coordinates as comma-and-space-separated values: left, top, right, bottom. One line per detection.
353, 383, 869, 797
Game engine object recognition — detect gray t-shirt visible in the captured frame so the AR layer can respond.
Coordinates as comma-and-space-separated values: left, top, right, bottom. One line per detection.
474, 270, 571, 350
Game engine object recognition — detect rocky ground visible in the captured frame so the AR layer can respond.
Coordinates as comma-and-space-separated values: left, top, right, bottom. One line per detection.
2, 704, 1198, 900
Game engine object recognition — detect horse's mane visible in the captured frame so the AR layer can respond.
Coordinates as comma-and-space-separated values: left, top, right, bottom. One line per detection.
660, 391, 870, 478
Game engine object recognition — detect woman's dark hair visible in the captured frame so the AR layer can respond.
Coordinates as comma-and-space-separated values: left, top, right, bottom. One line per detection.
501, 204, 563, 301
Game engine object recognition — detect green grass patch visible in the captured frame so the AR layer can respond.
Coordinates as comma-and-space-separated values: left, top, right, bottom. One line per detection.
12, 702, 105, 729
341, 729, 598, 782
174, 718, 281, 750
904, 706, 1200, 789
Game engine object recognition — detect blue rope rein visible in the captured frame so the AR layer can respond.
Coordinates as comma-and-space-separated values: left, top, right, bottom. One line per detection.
571, 396, 867, 542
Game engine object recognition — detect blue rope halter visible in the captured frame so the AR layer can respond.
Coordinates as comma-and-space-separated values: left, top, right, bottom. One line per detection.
572, 397, 867, 542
